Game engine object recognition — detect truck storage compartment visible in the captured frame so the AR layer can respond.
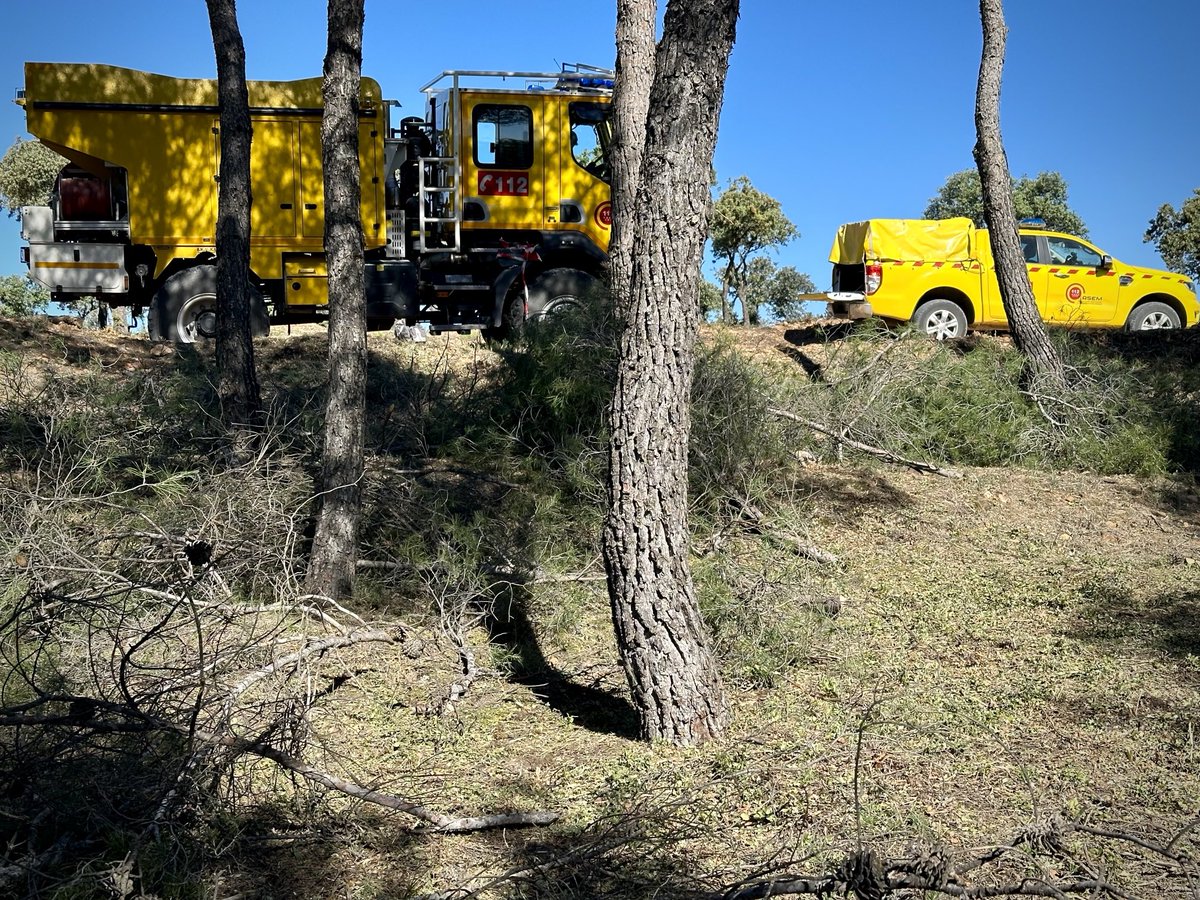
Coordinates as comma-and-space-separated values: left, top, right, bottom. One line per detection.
832, 263, 865, 293
59, 169, 112, 220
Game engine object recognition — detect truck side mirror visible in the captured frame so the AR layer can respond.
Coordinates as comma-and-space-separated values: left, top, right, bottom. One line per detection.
1100, 254, 1113, 268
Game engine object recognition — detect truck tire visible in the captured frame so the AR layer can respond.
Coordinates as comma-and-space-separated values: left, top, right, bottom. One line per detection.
912, 298, 968, 340
482, 287, 528, 342
527, 268, 600, 320
148, 266, 269, 343
1125, 301, 1180, 331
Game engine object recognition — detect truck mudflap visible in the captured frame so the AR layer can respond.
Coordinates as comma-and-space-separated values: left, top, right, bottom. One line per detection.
490, 263, 523, 327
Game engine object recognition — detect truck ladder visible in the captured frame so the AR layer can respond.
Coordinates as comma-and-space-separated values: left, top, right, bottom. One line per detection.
417, 156, 460, 253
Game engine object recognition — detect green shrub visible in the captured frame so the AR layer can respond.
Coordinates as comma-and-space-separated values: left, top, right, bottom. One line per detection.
690, 339, 797, 516
490, 296, 617, 456
778, 327, 1199, 476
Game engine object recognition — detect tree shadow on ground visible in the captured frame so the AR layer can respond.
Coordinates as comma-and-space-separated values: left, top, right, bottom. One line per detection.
485, 583, 641, 740
219, 806, 431, 899
429, 802, 717, 900
782, 321, 860, 347
1148, 476, 1200, 521
794, 468, 914, 523
1073, 580, 1200, 663
777, 322, 862, 381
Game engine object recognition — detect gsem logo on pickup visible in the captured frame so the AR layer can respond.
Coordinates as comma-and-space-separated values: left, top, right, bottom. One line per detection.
1067, 283, 1084, 301
478, 172, 529, 196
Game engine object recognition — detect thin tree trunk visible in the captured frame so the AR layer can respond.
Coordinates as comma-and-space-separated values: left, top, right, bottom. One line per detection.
206, 0, 262, 422
720, 259, 734, 325
602, 0, 739, 747
305, 0, 367, 601
973, 0, 1065, 391
607, 0, 657, 293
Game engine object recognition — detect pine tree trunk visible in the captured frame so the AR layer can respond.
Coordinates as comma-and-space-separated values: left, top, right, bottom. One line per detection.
602, 0, 739, 747
206, 0, 262, 422
974, 0, 1065, 391
305, 0, 367, 601
608, 0, 657, 293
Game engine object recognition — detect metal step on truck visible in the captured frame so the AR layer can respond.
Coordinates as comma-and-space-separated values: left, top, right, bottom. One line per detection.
16, 61, 615, 342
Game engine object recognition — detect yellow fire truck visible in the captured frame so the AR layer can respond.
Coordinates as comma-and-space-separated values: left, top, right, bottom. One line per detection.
17, 62, 614, 341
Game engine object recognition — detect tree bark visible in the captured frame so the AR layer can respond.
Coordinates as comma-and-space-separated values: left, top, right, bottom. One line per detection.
305, 0, 367, 601
974, 0, 1066, 391
206, 0, 262, 422
602, 0, 739, 747
607, 0, 657, 293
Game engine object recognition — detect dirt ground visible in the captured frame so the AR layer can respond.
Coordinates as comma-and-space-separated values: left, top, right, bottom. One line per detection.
2, 315, 1198, 897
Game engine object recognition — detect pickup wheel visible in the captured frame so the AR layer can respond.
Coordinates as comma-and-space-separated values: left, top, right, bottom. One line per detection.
148, 266, 269, 344
912, 298, 968, 340
1125, 301, 1180, 331
527, 268, 600, 319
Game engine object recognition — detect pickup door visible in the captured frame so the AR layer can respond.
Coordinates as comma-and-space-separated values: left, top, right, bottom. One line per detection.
1041, 235, 1119, 325
982, 234, 1047, 325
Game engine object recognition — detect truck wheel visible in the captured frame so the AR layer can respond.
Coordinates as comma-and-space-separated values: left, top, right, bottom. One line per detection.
912, 298, 968, 340
527, 268, 600, 320
482, 288, 527, 342
148, 266, 269, 343
1125, 301, 1180, 331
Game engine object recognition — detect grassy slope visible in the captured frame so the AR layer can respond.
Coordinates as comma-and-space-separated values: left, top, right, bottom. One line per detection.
0, 317, 1197, 898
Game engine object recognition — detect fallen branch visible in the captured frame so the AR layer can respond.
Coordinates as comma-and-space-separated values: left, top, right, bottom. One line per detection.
225, 627, 405, 712
357, 558, 605, 585
0, 698, 558, 835
441, 632, 479, 714
189, 724, 558, 833
731, 498, 839, 566
767, 405, 959, 477
759, 530, 839, 566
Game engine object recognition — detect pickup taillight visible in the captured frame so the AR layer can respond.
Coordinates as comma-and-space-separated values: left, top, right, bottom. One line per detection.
865, 263, 882, 295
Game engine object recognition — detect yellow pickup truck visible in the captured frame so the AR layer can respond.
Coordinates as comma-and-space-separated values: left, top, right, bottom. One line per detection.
821, 218, 1198, 338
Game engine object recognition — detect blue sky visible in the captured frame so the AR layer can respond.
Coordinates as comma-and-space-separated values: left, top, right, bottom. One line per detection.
3, 0, 1196, 293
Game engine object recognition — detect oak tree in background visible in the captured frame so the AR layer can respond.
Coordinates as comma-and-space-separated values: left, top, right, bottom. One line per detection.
925, 169, 1087, 237
603, 0, 739, 747
0, 138, 63, 215
206, 0, 262, 422
0, 274, 49, 316
305, 0, 368, 601
698, 276, 723, 320
734, 257, 815, 324
1145, 188, 1200, 280
973, 0, 1066, 391
710, 175, 797, 325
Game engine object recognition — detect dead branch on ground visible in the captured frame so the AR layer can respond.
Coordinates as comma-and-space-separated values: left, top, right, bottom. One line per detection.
768, 404, 959, 476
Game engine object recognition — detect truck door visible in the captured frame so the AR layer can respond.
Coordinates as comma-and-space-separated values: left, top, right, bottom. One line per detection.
215, 118, 298, 239
558, 99, 613, 252
464, 94, 545, 234
299, 119, 384, 244
1021, 233, 1050, 320
1044, 235, 1118, 324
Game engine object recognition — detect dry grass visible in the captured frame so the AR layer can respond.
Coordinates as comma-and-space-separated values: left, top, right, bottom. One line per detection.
0, 315, 1197, 898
